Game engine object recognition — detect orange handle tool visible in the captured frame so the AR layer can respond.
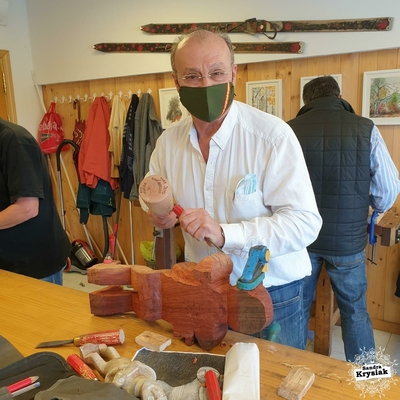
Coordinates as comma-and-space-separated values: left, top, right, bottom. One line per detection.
172, 204, 184, 217
67, 354, 98, 380
35, 329, 126, 348
205, 370, 222, 400
173, 204, 224, 253
73, 329, 125, 346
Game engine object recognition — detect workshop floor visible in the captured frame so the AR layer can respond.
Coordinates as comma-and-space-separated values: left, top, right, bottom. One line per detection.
63, 270, 400, 363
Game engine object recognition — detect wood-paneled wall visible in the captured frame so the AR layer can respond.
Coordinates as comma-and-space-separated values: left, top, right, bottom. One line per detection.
41, 48, 400, 334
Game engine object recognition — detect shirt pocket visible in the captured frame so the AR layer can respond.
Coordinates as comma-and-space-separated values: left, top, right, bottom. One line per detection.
225, 187, 264, 222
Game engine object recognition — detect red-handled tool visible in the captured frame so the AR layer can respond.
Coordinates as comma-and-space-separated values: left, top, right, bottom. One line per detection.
35, 329, 125, 348
172, 204, 225, 253
172, 204, 184, 217
67, 354, 98, 380
205, 369, 222, 400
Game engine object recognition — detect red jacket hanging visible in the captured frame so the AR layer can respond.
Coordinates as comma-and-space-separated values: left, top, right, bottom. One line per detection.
78, 97, 119, 190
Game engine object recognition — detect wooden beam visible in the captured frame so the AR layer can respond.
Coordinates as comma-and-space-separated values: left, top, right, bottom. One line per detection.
154, 228, 176, 269
376, 208, 400, 247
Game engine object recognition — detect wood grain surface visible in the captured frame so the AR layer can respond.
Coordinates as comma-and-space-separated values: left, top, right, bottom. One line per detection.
1, 269, 399, 399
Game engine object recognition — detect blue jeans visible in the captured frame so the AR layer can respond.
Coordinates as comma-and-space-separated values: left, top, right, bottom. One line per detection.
41, 269, 64, 285
256, 279, 305, 349
303, 251, 375, 362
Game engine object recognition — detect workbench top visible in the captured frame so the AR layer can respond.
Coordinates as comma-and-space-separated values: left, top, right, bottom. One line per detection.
0, 269, 398, 399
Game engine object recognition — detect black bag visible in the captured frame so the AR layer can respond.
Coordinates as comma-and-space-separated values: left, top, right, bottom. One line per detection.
0, 349, 76, 400
0, 337, 137, 400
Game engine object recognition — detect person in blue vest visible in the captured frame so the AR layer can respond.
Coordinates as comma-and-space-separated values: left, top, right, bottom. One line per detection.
287, 76, 400, 362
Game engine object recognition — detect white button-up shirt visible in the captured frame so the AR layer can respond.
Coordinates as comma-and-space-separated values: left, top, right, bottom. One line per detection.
148, 101, 322, 287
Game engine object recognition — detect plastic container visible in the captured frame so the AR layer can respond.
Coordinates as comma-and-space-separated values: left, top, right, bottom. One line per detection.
140, 240, 182, 269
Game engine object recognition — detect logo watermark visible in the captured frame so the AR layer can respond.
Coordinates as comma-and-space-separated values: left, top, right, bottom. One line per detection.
347, 348, 397, 397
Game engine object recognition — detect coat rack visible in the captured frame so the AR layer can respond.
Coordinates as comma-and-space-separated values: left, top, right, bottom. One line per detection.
52, 89, 153, 104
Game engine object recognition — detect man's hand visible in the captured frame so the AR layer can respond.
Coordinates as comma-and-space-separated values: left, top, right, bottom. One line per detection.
177, 208, 225, 248
147, 209, 178, 230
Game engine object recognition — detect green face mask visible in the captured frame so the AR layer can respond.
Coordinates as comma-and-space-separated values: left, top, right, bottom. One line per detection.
179, 82, 235, 123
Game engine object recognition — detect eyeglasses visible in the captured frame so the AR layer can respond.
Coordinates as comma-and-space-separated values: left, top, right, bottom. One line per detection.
178, 70, 230, 86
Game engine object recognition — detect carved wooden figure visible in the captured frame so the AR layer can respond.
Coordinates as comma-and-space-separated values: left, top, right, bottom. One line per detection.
87, 253, 273, 351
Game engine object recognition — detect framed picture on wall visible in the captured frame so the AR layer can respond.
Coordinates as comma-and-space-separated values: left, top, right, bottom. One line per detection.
300, 74, 342, 108
362, 69, 400, 125
159, 87, 188, 129
246, 79, 282, 119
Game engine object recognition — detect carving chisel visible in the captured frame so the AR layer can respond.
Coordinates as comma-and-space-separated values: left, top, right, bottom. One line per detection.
172, 204, 225, 253
67, 354, 98, 380
205, 369, 222, 400
35, 329, 125, 348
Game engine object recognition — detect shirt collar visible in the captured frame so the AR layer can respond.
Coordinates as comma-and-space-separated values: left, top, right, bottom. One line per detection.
187, 101, 238, 151
211, 101, 238, 150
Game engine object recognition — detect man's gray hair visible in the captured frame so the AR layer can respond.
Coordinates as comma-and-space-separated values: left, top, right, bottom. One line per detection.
170, 29, 235, 73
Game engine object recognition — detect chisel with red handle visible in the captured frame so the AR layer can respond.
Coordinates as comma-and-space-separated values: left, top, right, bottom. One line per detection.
172, 205, 225, 253
67, 354, 98, 380
35, 329, 125, 348
205, 369, 222, 400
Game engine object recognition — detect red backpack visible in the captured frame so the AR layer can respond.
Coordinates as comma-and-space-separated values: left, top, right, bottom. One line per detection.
38, 102, 65, 154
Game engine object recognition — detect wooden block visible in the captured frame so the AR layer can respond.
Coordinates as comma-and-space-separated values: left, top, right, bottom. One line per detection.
313, 266, 335, 356
377, 208, 400, 246
277, 368, 315, 400
135, 330, 172, 351
89, 286, 133, 315
131, 265, 163, 321
87, 262, 131, 286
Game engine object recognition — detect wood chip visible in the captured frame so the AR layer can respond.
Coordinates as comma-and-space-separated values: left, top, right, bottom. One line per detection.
135, 330, 171, 352
277, 367, 315, 400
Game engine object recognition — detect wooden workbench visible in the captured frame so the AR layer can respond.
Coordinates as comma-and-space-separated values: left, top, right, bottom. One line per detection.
0, 269, 398, 399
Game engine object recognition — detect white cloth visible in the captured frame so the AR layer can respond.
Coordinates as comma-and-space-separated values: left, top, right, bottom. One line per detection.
222, 342, 260, 400
148, 101, 322, 287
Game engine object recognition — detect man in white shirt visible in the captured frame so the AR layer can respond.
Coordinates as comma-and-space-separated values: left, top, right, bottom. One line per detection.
143, 29, 322, 349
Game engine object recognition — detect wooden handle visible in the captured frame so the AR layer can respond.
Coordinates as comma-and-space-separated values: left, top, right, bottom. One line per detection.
205, 370, 222, 400
139, 175, 174, 216
67, 354, 98, 380
73, 329, 125, 346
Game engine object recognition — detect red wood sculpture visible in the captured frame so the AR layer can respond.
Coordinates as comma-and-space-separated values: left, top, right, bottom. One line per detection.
87, 253, 273, 351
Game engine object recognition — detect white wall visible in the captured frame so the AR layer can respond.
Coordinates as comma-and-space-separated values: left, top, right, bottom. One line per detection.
0, 0, 43, 135
26, 0, 400, 85
1, 0, 400, 133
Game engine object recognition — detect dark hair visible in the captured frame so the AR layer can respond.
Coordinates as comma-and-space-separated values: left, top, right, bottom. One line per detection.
170, 29, 235, 73
302, 75, 341, 104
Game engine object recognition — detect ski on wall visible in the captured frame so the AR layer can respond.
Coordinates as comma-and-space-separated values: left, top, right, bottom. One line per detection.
140, 17, 393, 36
93, 41, 304, 54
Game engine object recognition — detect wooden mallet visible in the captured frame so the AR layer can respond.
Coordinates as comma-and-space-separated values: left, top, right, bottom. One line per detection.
139, 175, 174, 216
